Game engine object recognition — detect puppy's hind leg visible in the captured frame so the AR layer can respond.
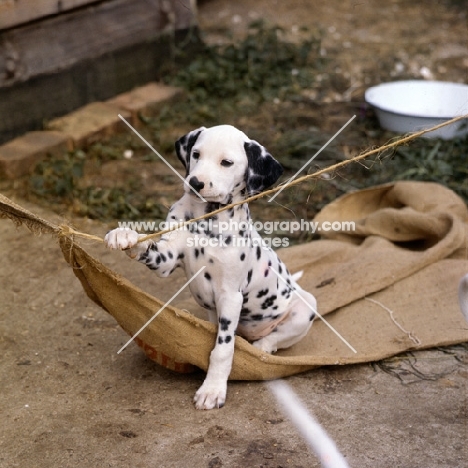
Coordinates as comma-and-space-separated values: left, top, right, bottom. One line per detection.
252, 289, 317, 354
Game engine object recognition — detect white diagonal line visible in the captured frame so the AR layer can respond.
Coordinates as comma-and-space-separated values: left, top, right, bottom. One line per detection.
270, 267, 357, 354
117, 266, 206, 354
118, 114, 206, 202
268, 115, 356, 202
268, 380, 350, 468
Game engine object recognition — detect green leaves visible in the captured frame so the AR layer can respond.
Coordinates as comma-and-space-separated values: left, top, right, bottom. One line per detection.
362, 135, 468, 202
169, 21, 324, 104
30, 152, 84, 199
73, 186, 164, 221
29, 150, 164, 221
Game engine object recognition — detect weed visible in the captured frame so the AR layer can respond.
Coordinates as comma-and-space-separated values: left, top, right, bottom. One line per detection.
359, 134, 468, 202
167, 21, 325, 104
30, 150, 164, 221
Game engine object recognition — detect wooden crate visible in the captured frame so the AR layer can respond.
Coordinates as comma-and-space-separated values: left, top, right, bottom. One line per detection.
0, 0, 102, 30
0, 0, 198, 145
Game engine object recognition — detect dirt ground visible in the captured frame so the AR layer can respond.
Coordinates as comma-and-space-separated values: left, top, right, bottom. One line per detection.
1, 1, 467, 467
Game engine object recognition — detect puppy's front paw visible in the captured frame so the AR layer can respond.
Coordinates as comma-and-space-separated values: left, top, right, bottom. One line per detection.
194, 381, 227, 410
104, 227, 149, 258
105, 227, 139, 250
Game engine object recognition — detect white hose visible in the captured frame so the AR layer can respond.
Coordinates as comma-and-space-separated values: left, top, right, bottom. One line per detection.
267, 380, 350, 468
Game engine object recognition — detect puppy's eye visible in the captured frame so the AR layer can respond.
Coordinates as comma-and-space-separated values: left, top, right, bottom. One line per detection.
192, 151, 200, 160
221, 159, 233, 167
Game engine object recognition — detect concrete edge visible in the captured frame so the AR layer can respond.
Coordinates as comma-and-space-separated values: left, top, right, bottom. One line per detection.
0, 82, 184, 179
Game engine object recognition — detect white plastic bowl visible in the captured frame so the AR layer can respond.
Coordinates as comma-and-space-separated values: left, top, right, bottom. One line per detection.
365, 80, 468, 139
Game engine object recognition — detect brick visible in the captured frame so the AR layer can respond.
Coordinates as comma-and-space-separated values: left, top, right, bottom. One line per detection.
107, 82, 184, 126
0, 84, 184, 179
0, 131, 71, 179
46, 102, 131, 149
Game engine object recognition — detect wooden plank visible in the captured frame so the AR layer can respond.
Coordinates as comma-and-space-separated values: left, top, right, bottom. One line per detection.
0, 0, 196, 87
0, 28, 202, 144
0, 0, 102, 30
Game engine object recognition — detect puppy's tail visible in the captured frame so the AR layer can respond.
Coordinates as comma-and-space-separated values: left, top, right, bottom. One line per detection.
458, 274, 468, 322
291, 270, 303, 282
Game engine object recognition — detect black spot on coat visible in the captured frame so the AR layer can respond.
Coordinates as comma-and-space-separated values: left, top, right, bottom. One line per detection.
219, 317, 231, 331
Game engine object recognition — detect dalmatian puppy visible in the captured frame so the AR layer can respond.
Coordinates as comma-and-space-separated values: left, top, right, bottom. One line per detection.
105, 125, 317, 410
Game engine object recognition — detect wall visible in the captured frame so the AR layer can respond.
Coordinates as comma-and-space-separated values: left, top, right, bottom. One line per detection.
0, 0, 198, 144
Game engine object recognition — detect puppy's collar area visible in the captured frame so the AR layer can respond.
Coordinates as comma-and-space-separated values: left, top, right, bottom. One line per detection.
188, 192, 242, 208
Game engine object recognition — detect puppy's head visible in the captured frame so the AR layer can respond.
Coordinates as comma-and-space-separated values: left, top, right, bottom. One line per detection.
175, 125, 283, 203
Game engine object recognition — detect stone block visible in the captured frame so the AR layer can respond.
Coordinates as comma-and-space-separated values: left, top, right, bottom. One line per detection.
47, 102, 131, 148
107, 82, 184, 126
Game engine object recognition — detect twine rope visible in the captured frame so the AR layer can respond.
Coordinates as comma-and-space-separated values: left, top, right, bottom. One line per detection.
57, 224, 104, 243
53, 114, 467, 244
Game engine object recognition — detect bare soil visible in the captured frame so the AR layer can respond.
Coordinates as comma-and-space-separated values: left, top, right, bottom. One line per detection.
1, 1, 467, 467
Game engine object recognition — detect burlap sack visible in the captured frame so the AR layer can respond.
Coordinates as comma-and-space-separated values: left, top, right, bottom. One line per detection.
1, 181, 467, 380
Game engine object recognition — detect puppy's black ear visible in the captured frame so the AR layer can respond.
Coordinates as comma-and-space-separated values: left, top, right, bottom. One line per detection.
175, 127, 206, 174
244, 140, 283, 195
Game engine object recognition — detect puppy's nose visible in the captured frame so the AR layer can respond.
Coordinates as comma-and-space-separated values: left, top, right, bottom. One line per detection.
189, 176, 205, 192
